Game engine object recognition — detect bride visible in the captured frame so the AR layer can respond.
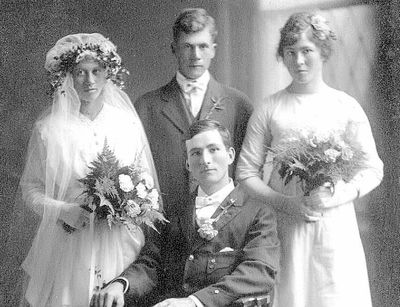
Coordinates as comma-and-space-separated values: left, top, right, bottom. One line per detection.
5, 33, 159, 307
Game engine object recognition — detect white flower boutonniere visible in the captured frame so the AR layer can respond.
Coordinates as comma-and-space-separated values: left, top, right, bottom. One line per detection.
197, 198, 236, 241
198, 220, 219, 240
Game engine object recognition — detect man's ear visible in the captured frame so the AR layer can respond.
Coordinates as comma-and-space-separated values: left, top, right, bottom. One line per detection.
210, 43, 217, 59
185, 160, 190, 171
171, 42, 176, 54
227, 147, 235, 165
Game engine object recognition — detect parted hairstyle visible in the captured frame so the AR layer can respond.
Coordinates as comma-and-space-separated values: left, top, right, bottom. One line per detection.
277, 12, 337, 61
187, 119, 233, 149
173, 8, 218, 43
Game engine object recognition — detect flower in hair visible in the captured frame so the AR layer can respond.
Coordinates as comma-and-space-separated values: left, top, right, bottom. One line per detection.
47, 39, 129, 95
310, 15, 336, 41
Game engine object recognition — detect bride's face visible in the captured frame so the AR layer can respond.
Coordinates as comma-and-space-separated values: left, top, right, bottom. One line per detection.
72, 59, 108, 103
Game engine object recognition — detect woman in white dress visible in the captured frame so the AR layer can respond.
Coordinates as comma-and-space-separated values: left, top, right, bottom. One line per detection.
4, 33, 159, 307
236, 12, 383, 307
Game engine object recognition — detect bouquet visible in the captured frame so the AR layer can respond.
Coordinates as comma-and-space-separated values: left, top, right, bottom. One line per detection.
79, 141, 167, 232
269, 131, 365, 196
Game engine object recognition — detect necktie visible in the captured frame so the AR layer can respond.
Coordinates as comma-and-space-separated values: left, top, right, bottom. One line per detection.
181, 80, 206, 94
195, 196, 219, 209
181, 80, 206, 117
195, 196, 220, 225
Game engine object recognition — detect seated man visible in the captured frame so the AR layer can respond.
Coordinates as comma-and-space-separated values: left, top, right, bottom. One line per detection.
91, 119, 280, 307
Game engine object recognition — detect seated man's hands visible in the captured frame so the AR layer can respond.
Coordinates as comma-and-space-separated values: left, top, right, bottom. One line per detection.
90, 282, 124, 307
153, 297, 196, 307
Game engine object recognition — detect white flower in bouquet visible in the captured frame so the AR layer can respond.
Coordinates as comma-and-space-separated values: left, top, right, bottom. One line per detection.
324, 148, 341, 162
119, 174, 134, 192
126, 200, 141, 217
310, 131, 330, 147
141, 173, 154, 189
148, 189, 160, 210
135, 182, 147, 199
341, 146, 354, 161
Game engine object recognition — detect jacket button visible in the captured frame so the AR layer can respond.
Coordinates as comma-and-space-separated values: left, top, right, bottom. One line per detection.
209, 264, 215, 269
210, 258, 216, 263
188, 254, 194, 261
214, 289, 220, 294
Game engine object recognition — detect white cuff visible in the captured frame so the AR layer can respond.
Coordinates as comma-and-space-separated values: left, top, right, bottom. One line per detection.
112, 277, 129, 294
189, 295, 204, 307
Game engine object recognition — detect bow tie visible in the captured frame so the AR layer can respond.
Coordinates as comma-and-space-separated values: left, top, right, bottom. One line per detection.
181, 80, 206, 94
195, 196, 219, 209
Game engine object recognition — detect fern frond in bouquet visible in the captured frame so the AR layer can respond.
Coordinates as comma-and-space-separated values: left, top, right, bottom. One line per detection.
79, 140, 167, 232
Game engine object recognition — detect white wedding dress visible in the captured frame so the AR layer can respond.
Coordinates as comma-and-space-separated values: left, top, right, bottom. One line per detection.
237, 86, 383, 307
20, 102, 150, 306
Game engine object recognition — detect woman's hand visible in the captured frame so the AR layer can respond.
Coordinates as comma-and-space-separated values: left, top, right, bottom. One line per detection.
281, 196, 323, 223
59, 205, 90, 233
304, 180, 359, 210
304, 184, 333, 210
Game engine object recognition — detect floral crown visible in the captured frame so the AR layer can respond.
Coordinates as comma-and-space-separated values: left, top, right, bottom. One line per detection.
45, 33, 129, 95
310, 15, 337, 41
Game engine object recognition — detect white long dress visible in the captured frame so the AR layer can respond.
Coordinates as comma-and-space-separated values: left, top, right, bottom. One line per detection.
21, 103, 148, 306
236, 86, 383, 307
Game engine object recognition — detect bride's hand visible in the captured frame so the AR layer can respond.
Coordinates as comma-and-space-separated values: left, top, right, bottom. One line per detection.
59, 205, 90, 233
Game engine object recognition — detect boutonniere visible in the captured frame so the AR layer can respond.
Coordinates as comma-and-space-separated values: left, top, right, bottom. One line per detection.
197, 198, 236, 240
204, 96, 229, 119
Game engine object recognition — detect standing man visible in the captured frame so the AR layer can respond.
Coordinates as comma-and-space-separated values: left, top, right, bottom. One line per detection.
135, 8, 253, 218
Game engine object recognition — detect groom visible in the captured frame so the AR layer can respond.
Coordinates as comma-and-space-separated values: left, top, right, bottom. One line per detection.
91, 120, 279, 307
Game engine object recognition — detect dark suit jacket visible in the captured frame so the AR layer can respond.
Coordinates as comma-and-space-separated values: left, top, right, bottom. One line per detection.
135, 76, 253, 218
121, 186, 280, 307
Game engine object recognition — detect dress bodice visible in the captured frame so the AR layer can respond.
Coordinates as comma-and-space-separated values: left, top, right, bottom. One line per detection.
236, 86, 382, 197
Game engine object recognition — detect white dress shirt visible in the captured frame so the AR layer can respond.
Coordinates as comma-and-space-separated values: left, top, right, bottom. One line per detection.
195, 179, 235, 225
190, 179, 235, 306
176, 70, 210, 118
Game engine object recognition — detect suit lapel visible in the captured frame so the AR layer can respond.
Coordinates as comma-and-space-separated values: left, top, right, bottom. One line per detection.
198, 77, 223, 120
211, 186, 245, 231
184, 192, 202, 248
161, 78, 191, 134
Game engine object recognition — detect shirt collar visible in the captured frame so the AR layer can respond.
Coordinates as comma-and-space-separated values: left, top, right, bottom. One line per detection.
176, 70, 210, 93
197, 178, 235, 204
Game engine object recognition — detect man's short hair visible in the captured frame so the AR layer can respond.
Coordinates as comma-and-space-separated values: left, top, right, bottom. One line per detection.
187, 119, 232, 149
173, 8, 218, 42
